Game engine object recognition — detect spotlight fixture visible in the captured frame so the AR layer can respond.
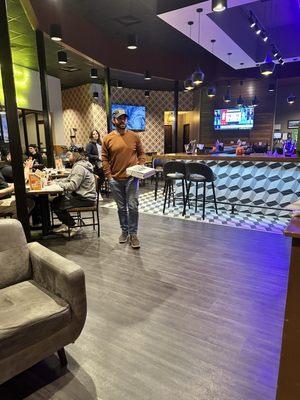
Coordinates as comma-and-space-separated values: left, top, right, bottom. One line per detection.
144, 90, 150, 97
212, 0, 227, 12
255, 23, 261, 35
249, 12, 256, 28
144, 70, 151, 80
57, 50, 67, 64
271, 46, 279, 58
127, 34, 138, 50
261, 30, 268, 42
50, 24, 62, 41
252, 95, 259, 107
223, 81, 231, 103
207, 86, 216, 98
287, 94, 296, 104
278, 58, 285, 65
117, 80, 123, 89
90, 68, 98, 79
184, 79, 194, 91
268, 83, 275, 92
93, 91, 99, 99
260, 53, 275, 76
192, 69, 205, 85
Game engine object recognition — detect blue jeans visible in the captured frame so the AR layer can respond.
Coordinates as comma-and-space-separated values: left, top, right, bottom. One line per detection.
109, 177, 139, 235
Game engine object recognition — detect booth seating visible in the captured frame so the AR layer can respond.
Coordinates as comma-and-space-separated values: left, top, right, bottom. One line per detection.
0, 219, 86, 384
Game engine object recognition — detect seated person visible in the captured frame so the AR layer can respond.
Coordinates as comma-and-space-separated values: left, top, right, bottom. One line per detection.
26, 144, 43, 165
51, 151, 96, 237
0, 151, 13, 183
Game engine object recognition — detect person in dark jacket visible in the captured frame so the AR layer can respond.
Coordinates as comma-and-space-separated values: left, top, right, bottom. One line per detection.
26, 144, 44, 165
51, 151, 97, 237
86, 130, 102, 165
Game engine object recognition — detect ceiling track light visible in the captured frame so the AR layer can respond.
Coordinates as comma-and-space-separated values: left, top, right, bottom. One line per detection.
278, 58, 285, 65
212, 0, 227, 12
57, 50, 67, 64
261, 30, 268, 42
144, 70, 151, 80
117, 80, 123, 89
252, 95, 259, 107
90, 68, 98, 79
127, 34, 138, 50
207, 86, 216, 98
184, 79, 194, 91
144, 90, 150, 97
50, 23, 62, 41
272, 46, 279, 58
192, 69, 205, 85
260, 53, 275, 76
255, 23, 261, 35
287, 94, 296, 104
249, 12, 256, 28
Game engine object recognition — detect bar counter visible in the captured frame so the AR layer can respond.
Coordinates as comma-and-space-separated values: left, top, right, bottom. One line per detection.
155, 153, 300, 215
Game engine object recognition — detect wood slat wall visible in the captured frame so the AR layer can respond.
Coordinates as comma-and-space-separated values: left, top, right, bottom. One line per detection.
199, 79, 276, 145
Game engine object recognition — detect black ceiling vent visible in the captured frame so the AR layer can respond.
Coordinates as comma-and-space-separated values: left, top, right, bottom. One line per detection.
59, 66, 81, 72
114, 15, 141, 27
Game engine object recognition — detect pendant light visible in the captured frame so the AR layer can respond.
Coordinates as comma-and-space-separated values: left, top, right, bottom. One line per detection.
50, 24, 62, 41
191, 8, 205, 86
252, 95, 259, 107
268, 83, 275, 92
192, 70, 204, 85
57, 50, 67, 64
144, 70, 151, 80
117, 80, 123, 89
93, 91, 99, 99
223, 81, 231, 103
260, 53, 275, 76
212, 0, 227, 12
207, 86, 216, 98
184, 79, 194, 91
145, 90, 150, 97
237, 81, 244, 106
90, 68, 98, 79
287, 94, 296, 104
127, 34, 138, 50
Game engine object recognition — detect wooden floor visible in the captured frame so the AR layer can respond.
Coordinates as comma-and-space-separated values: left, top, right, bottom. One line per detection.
0, 207, 291, 400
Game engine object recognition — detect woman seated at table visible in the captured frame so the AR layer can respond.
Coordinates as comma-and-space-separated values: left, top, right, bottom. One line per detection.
51, 150, 96, 237
26, 144, 44, 166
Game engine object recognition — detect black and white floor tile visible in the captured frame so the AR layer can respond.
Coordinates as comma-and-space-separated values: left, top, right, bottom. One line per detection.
101, 190, 289, 235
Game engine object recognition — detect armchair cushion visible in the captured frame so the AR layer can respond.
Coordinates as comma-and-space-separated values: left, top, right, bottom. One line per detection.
0, 280, 71, 359
0, 220, 31, 289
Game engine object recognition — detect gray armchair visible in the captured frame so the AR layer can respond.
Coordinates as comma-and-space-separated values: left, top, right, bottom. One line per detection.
0, 219, 87, 384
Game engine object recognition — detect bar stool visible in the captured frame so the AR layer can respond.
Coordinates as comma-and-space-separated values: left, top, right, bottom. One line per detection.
163, 161, 187, 214
153, 158, 166, 200
184, 162, 218, 219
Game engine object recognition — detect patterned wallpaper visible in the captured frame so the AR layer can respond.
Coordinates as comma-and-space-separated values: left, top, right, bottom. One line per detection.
62, 84, 193, 152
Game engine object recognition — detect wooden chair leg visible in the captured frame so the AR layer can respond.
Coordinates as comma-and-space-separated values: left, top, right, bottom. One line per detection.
57, 348, 68, 367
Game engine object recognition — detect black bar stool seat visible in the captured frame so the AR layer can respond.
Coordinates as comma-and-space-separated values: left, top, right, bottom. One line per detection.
163, 161, 187, 214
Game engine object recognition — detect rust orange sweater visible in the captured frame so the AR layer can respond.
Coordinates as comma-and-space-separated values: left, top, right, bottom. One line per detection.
102, 130, 146, 180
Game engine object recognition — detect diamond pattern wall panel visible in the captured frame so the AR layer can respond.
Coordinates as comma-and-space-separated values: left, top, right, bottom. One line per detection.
62, 85, 193, 152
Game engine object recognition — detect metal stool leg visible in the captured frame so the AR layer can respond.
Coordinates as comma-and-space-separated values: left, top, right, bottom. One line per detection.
212, 182, 218, 214
163, 181, 169, 214
202, 181, 206, 220
182, 180, 191, 216
181, 178, 186, 213
195, 182, 198, 214
171, 182, 175, 206
154, 172, 158, 200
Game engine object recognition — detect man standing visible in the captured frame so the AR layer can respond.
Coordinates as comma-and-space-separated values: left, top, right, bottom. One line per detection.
102, 109, 145, 248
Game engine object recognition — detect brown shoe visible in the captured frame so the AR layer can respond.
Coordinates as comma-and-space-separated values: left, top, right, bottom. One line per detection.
129, 234, 140, 249
119, 232, 128, 243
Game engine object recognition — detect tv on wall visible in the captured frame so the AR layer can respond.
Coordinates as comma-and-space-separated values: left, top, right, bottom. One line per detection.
111, 104, 146, 131
214, 106, 254, 131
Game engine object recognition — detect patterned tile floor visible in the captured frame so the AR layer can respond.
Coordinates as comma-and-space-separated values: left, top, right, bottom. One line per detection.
101, 189, 290, 235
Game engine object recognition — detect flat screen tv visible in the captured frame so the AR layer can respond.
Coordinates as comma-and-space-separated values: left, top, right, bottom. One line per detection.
214, 106, 254, 131
111, 104, 146, 131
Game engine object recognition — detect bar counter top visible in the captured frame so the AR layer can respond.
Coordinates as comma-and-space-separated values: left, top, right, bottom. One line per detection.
157, 153, 300, 163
